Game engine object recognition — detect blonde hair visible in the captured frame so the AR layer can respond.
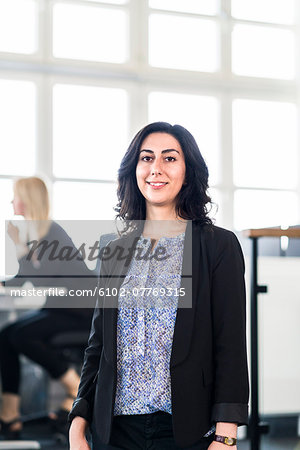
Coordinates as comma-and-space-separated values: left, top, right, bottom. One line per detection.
14, 177, 50, 221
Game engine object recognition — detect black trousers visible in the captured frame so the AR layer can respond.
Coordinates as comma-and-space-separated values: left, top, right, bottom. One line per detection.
0, 309, 91, 394
92, 411, 214, 450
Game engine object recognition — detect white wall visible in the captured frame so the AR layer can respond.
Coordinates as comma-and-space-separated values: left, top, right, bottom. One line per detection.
245, 256, 300, 415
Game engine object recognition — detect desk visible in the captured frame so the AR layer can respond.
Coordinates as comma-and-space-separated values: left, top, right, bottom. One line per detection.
0, 442, 41, 449
0, 290, 45, 325
0, 285, 67, 323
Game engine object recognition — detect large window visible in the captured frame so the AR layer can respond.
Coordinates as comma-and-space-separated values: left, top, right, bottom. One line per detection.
0, 0, 299, 233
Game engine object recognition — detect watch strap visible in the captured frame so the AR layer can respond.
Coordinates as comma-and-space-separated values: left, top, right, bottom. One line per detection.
214, 434, 237, 446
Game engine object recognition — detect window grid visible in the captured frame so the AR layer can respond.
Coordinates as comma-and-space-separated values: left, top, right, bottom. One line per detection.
0, 0, 299, 229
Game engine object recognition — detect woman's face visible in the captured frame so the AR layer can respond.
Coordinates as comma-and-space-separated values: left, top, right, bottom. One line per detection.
12, 191, 25, 216
136, 132, 186, 211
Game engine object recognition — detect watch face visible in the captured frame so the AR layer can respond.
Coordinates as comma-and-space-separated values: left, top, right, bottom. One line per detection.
226, 437, 234, 445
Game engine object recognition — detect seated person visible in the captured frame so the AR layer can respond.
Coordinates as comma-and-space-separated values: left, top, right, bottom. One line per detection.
0, 177, 96, 439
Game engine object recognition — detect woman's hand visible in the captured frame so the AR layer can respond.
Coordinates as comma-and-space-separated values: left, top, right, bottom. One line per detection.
69, 416, 91, 450
7, 221, 20, 245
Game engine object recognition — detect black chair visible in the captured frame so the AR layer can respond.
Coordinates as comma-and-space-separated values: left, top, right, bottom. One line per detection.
50, 330, 91, 370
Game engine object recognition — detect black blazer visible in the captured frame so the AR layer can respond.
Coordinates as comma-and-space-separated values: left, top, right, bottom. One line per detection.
69, 222, 249, 448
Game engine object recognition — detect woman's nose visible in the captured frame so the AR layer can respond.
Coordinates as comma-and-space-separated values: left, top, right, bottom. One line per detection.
151, 160, 163, 176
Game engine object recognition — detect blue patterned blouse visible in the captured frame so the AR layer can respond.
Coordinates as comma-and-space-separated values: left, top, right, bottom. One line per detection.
113, 232, 215, 437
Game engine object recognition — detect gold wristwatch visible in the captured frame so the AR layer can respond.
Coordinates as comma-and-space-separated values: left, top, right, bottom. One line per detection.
214, 434, 237, 446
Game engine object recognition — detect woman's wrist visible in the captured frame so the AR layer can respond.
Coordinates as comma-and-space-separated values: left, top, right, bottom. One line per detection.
215, 422, 237, 438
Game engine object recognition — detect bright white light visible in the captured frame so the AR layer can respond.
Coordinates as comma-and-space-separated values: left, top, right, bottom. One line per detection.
207, 187, 222, 225
53, 181, 118, 220
232, 24, 295, 79
149, 0, 218, 15
149, 14, 219, 72
88, 0, 127, 3
53, 3, 129, 63
0, 179, 14, 280
232, 0, 295, 25
0, 179, 14, 221
148, 92, 220, 185
234, 190, 298, 230
232, 99, 298, 190
53, 84, 128, 180
0, 80, 36, 176
0, 0, 38, 54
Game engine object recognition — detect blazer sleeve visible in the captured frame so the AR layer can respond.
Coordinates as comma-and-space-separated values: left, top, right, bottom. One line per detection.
68, 258, 108, 424
211, 230, 249, 426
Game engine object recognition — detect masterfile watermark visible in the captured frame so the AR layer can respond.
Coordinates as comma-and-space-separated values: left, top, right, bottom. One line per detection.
25, 236, 169, 264
4, 219, 193, 309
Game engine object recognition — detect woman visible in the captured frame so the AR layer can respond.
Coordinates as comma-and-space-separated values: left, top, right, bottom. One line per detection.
0, 177, 94, 438
69, 122, 249, 449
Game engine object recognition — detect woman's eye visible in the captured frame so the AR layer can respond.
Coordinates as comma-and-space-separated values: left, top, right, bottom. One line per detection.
141, 156, 152, 162
165, 156, 176, 162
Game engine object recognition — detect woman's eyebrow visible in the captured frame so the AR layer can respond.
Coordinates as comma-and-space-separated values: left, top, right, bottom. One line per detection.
139, 149, 180, 154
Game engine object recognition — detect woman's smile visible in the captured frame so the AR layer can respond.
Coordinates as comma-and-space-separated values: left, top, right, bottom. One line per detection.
146, 181, 168, 189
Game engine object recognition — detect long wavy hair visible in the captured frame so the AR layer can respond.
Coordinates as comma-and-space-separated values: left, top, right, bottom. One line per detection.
115, 122, 214, 228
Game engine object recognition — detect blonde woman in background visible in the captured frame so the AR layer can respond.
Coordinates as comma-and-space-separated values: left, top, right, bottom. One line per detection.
0, 177, 95, 439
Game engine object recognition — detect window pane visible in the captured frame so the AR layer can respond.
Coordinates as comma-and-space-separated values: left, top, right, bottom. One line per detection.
53, 181, 117, 220
53, 84, 128, 180
53, 3, 128, 63
0, 179, 14, 221
149, 14, 219, 72
88, 0, 127, 3
149, 0, 218, 15
148, 92, 220, 185
234, 190, 298, 230
0, 179, 14, 279
208, 187, 222, 225
232, 99, 298, 189
0, 0, 38, 54
232, 24, 295, 79
231, 0, 295, 25
0, 80, 36, 176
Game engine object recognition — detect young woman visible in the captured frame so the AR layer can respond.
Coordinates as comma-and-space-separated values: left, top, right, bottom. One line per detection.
69, 122, 249, 449
0, 177, 94, 439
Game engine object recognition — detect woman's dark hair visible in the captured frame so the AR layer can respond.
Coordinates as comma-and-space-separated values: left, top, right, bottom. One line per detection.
115, 121, 214, 227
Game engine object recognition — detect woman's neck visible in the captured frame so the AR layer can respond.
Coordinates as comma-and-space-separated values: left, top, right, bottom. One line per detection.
143, 206, 187, 239
145, 204, 178, 221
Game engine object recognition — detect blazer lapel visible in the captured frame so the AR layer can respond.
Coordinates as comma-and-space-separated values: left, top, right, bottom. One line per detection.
103, 231, 141, 365
170, 221, 197, 368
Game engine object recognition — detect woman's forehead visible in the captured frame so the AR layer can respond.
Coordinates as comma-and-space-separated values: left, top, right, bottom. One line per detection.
140, 132, 182, 152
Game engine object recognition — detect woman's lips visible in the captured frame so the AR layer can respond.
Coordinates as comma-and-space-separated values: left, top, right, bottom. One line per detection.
146, 181, 168, 190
